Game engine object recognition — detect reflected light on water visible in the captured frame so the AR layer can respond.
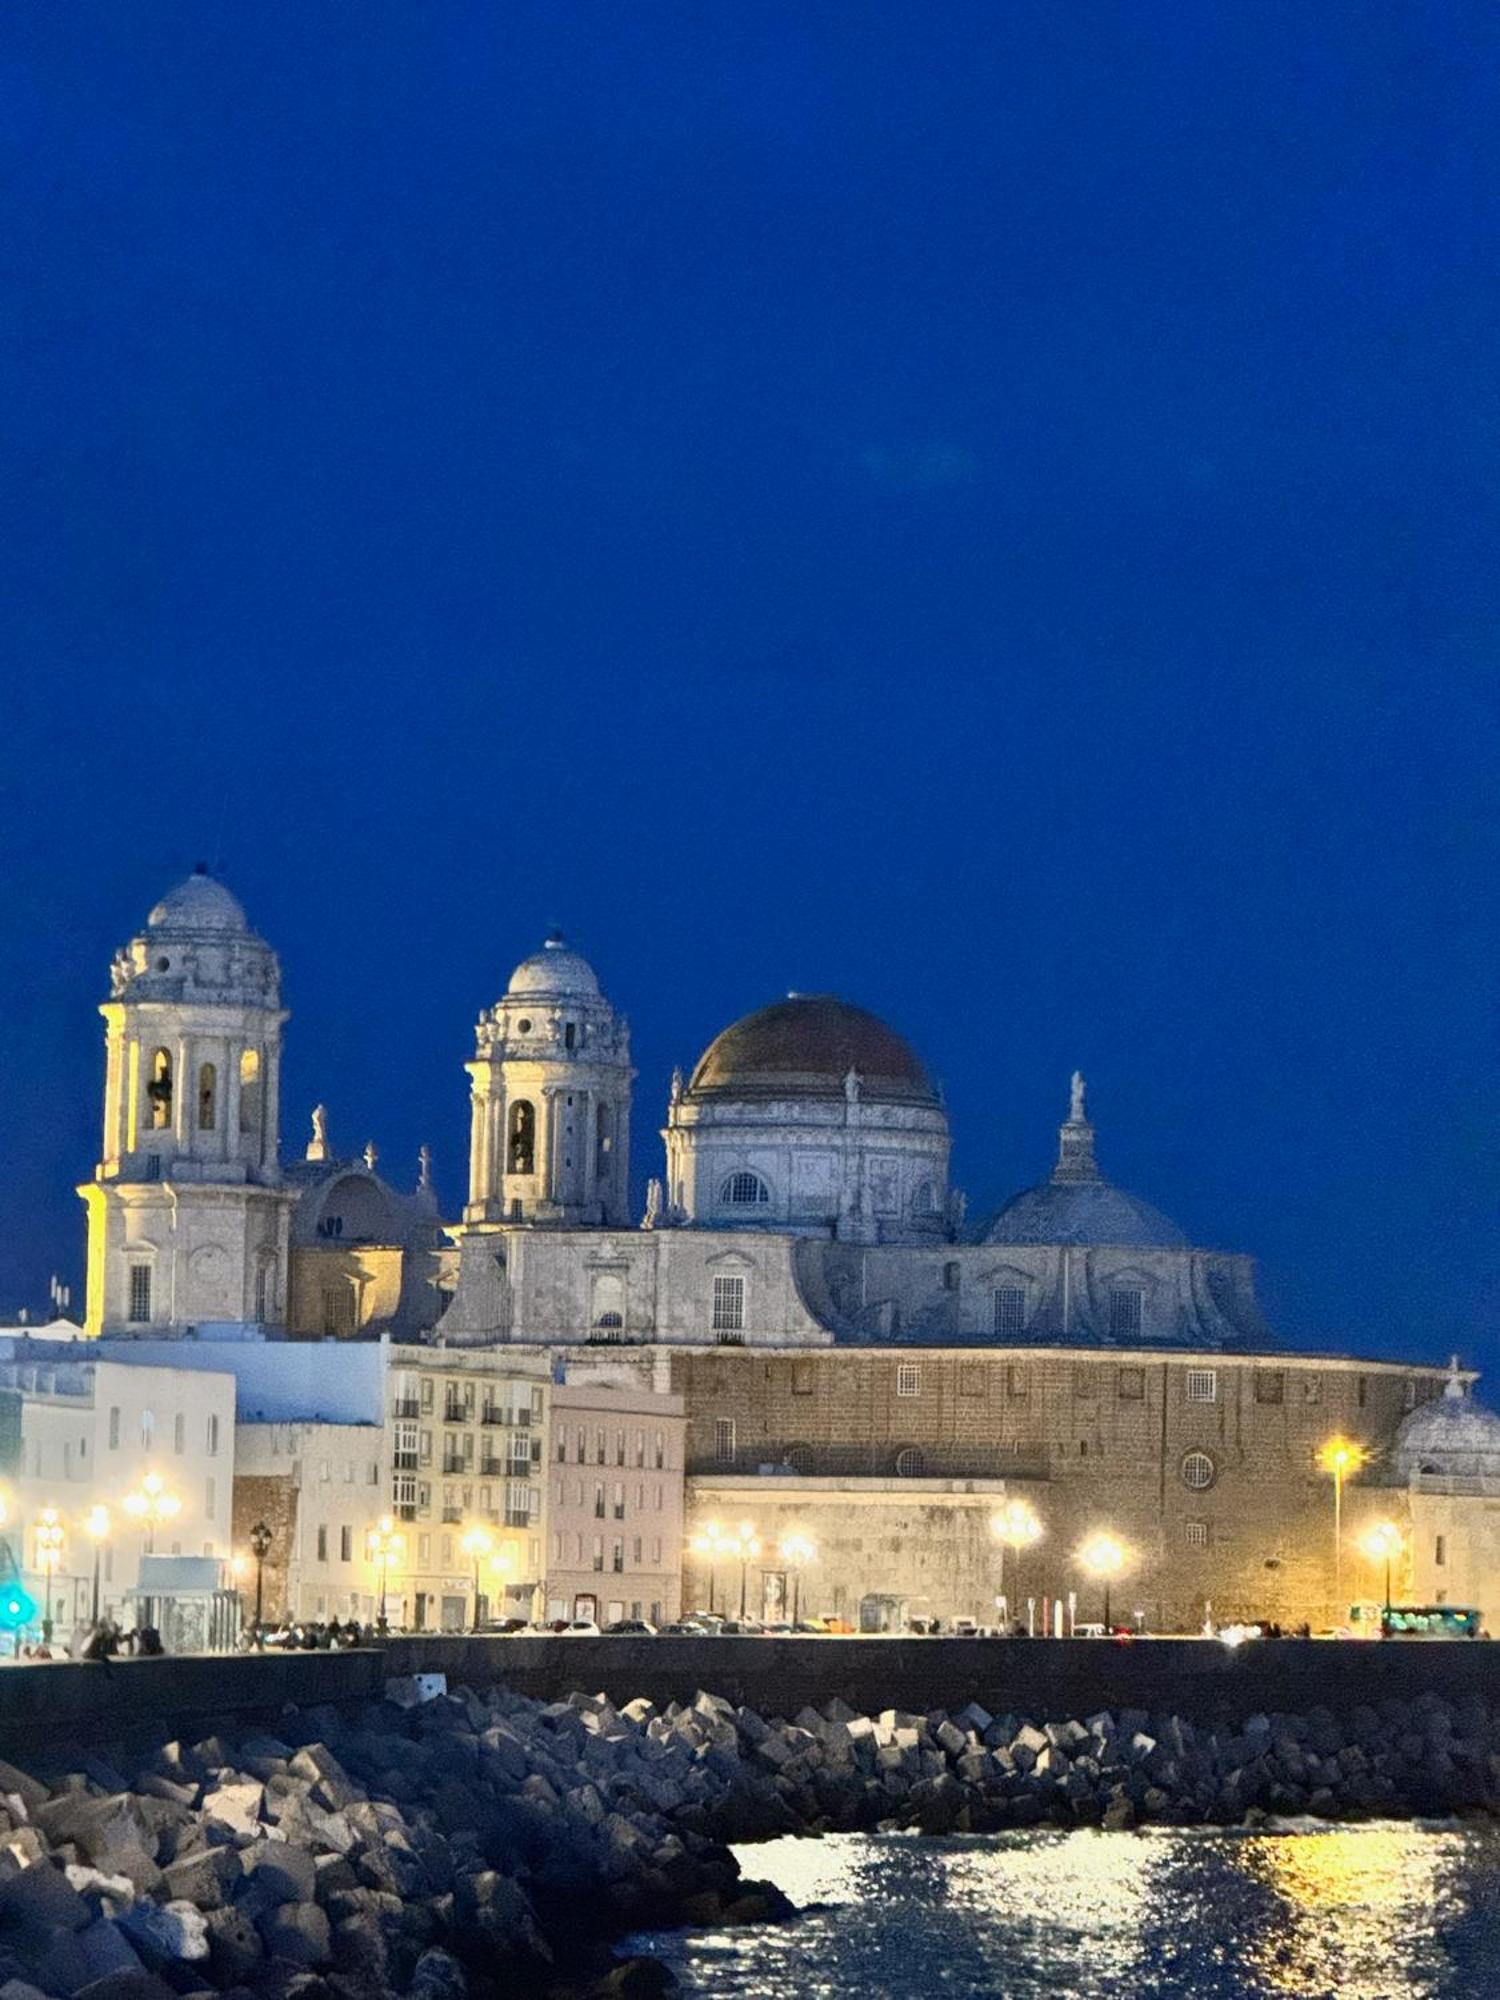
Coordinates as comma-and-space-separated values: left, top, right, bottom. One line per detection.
1242, 1824, 1464, 1999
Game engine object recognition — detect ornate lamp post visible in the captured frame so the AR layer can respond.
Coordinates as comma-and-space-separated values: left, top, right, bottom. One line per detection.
1078, 1531, 1128, 1632
82, 1505, 111, 1625
777, 1532, 816, 1624
367, 1516, 402, 1635
991, 1498, 1043, 1630
122, 1472, 180, 1554
689, 1523, 728, 1616
1318, 1436, 1367, 1623
247, 1521, 273, 1646
1359, 1519, 1403, 1624
460, 1525, 494, 1632
34, 1508, 64, 1644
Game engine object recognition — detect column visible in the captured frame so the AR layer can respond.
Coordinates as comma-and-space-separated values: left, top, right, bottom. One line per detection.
225, 1043, 242, 1156
263, 1038, 282, 1170
175, 1035, 192, 1150
468, 1088, 487, 1206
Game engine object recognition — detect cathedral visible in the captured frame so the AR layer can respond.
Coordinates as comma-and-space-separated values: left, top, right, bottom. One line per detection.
75, 870, 1477, 1632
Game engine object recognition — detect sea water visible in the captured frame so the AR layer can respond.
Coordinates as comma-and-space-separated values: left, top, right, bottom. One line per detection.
630, 1821, 1500, 1997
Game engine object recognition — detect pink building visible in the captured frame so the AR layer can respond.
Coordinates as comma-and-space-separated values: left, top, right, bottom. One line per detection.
545, 1376, 685, 1626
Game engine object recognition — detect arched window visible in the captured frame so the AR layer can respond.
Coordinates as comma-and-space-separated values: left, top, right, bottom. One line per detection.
1181, 1450, 1216, 1492
147, 1049, 173, 1130
895, 1447, 925, 1478
508, 1101, 536, 1173
238, 1050, 262, 1133
911, 1181, 936, 1215
591, 1272, 625, 1337
595, 1103, 612, 1175
254, 1258, 274, 1323
720, 1171, 770, 1207
197, 1063, 217, 1131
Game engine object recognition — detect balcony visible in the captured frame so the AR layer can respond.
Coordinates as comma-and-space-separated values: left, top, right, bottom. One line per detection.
504, 1509, 532, 1529
395, 1504, 418, 1522
479, 1457, 505, 1478
442, 1405, 468, 1426
714, 1331, 746, 1347
392, 1398, 420, 1420
393, 1450, 418, 1472
442, 1507, 462, 1524
440, 1459, 468, 1478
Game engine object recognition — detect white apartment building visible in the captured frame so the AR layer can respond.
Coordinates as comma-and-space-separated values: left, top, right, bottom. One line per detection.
233, 1419, 389, 1624
0, 1341, 236, 1634
545, 1375, 686, 1626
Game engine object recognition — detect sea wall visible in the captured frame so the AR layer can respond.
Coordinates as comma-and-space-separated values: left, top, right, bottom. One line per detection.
383, 1632, 1500, 1725
0, 1637, 1498, 1752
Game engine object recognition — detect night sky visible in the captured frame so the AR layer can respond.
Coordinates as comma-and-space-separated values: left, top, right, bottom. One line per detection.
2, 5, 1496, 1368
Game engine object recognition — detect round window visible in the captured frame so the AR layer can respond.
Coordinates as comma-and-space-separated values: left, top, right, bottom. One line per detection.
155, 957, 170, 972
1181, 1450, 1216, 1491
516, 1018, 532, 1034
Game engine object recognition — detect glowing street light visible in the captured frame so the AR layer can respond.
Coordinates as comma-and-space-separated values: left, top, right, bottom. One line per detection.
778, 1532, 816, 1624
1077, 1532, 1128, 1631
121, 1472, 180, 1554
460, 1525, 495, 1632
82, 1504, 111, 1625
1359, 1519, 1403, 1620
1318, 1436, 1367, 1620
724, 1521, 762, 1620
367, 1516, 402, 1635
991, 1499, 1043, 1630
34, 1508, 65, 1644
689, 1521, 731, 1616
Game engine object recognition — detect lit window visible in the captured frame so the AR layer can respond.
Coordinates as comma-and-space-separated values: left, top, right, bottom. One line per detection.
714, 1417, 736, 1466
128, 1266, 152, 1324
1109, 1288, 1144, 1339
712, 1275, 746, 1332
896, 1364, 921, 1398
1185, 1370, 1217, 1404
238, 1049, 262, 1133
1181, 1450, 1216, 1491
720, 1172, 770, 1207
993, 1287, 1026, 1336
895, 1447, 925, 1478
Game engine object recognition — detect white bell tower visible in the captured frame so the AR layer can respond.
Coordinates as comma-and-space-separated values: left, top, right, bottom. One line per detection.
77, 867, 295, 1334
464, 934, 634, 1228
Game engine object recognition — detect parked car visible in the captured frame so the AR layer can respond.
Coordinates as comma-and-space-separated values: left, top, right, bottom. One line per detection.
715, 1620, 766, 1636
479, 1617, 530, 1634
559, 1619, 601, 1636
603, 1619, 657, 1636
659, 1620, 715, 1636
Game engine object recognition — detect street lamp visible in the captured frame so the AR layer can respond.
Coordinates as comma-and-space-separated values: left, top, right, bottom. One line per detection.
1317, 1436, 1367, 1621
778, 1532, 816, 1624
725, 1521, 762, 1620
367, 1516, 402, 1635
1359, 1519, 1403, 1623
1078, 1532, 1128, 1631
991, 1499, 1043, 1630
248, 1521, 273, 1646
82, 1505, 110, 1625
34, 1508, 64, 1644
121, 1472, 180, 1554
689, 1522, 730, 1616
460, 1525, 494, 1631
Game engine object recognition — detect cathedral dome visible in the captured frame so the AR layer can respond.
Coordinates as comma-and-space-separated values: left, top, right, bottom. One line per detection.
146, 867, 248, 933
983, 1178, 1187, 1249
506, 934, 601, 999
1392, 1370, 1500, 1479
688, 995, 936, 1104
979, 1074, 1188, 1249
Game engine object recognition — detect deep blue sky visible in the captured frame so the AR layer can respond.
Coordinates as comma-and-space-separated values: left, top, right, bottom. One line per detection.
2, 4, 1496, 1367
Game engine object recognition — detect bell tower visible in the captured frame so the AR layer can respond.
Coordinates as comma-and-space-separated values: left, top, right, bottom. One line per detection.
464, 934, 633, 1228
77, 867, 295, 1333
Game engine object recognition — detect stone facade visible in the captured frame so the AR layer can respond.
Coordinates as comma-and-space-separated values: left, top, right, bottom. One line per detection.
672, 1345, 1453, 1631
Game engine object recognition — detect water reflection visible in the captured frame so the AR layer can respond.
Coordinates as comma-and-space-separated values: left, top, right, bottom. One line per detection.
633, 1824, 1500, 1998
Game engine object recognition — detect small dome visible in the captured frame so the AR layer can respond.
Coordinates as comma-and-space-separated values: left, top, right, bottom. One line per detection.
1393, 1372, 1500, 1477
983, 1179, 1187, 1249
147, 867, 248, 933
506, 933, 601, 999
689, 995, 935, 1104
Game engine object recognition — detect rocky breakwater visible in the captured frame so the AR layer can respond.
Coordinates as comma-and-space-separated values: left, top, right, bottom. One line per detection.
0, 1677, 1498, 2000
0, 1677, 787, 2000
